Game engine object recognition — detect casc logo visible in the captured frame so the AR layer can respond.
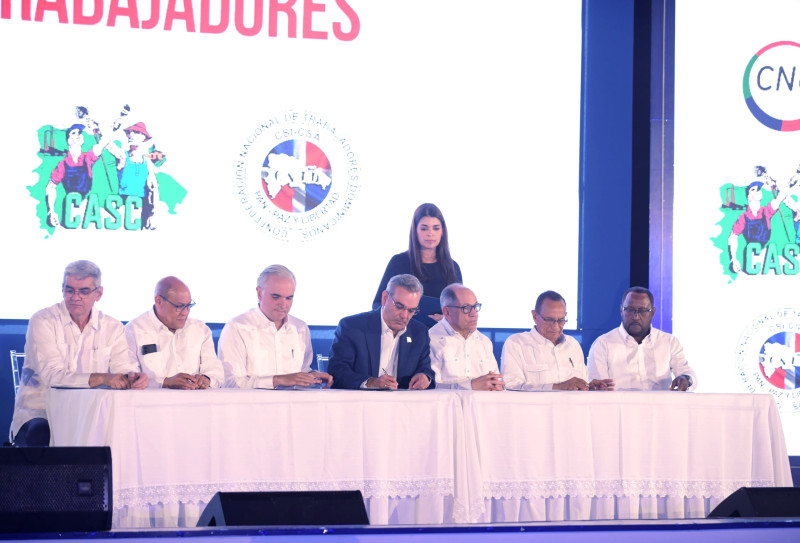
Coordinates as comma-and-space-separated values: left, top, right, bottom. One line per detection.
29, 104, 187, 235
744, 41, 800, 131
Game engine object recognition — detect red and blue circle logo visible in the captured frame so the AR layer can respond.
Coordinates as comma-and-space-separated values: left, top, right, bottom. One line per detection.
758, 331, 800, 390
261, 140, 333, 213
743, 41, 800, 131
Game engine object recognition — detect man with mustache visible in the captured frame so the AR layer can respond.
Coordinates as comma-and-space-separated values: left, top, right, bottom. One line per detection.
502, 290, 612, 391
10, 260, 148, 446
125, 276, 223, 389
587, 286, 696, 391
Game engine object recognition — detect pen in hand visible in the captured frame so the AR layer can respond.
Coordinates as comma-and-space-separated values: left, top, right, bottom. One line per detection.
377, 368, 399, 389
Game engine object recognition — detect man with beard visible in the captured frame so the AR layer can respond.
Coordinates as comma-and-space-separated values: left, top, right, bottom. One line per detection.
328, 274, 435, 390
587, 286, 697, 391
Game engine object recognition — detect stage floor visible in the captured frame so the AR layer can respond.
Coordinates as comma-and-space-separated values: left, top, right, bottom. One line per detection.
3, 519, 800, 542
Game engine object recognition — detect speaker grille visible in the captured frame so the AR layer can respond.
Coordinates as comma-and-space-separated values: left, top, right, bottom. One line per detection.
0, 464, 109, 512
0, 446, 113, 532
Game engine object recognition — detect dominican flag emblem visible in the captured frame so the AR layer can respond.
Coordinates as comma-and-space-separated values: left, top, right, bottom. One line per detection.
758, 332, 800, 390
261, 139, 333, 213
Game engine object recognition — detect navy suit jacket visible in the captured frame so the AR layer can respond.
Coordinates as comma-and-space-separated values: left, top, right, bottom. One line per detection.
328, 309, 435, 390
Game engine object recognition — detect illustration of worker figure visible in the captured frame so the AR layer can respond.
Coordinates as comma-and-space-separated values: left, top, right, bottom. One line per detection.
753, 165, 777, 190
785, 164, 800, 243
45, 121, 114, 227
106, 122, 159, 230
728, 180, 789, 274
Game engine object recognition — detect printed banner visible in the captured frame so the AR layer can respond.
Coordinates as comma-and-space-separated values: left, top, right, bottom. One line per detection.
0, 1, 582, 329
675, 0, 800, 453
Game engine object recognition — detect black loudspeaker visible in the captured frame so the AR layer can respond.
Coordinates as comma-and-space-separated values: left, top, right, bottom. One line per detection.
0, 447, 112, 532
197, 490, 369, 526
708, 487, 800, 518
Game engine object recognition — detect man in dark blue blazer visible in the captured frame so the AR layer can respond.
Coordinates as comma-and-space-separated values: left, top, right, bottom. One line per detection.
329, 274, 435, 390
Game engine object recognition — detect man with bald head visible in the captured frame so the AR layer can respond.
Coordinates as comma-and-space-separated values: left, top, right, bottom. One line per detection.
125, 276, 223, 389
429, 283, 503, 390
502, 290, 613, 391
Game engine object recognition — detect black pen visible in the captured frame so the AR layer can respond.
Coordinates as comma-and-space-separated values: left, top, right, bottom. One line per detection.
569, 357, 575, 368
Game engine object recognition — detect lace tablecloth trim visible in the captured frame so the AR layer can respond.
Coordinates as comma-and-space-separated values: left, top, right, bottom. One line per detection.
483, 479, 778, 500
116, 478, 455, 509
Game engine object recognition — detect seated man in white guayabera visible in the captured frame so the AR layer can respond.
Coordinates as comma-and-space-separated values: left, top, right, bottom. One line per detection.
502, 290, 613, 391
218, 264, 332, 389
10, 260, 148, 446
588, 286, 697, 391
126, 276, 223, 389
429, 283, 503, 390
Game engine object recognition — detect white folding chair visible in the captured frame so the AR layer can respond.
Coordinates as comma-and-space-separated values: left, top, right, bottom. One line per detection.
9, 350, 24, 396
8, 350, 25, 444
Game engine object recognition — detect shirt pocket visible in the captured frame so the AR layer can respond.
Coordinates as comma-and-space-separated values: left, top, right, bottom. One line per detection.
523, 363, 556, 385
90, 346, 113, 373
141, 351, 166, 375
445, 354, 464, 378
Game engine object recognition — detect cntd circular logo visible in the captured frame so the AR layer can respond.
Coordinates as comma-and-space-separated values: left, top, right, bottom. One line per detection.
233, 110, 362, 242
744, 41, 800, 131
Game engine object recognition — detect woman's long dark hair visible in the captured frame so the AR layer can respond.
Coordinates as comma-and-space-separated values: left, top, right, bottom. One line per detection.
407, 203, 458, 283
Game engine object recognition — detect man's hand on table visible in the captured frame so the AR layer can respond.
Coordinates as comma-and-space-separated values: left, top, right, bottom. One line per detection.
589, 379, 614, 391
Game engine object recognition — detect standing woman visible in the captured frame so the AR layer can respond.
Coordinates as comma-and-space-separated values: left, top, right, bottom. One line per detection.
372, 203, 463, 324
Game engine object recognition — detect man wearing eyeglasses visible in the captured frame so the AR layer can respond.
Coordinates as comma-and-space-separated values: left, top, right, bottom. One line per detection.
429, 284, 503, 390
501, 290, 613, 391
218, 264, 332, 389
587, 286, 697, 391
328, 274, 435, 390
125, 276, 223, 389
10, 260, 148, 446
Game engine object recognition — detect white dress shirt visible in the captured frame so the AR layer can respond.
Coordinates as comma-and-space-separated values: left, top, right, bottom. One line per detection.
379, 316, 403, 377
587, 324, 697, 391
429, 319, 499, 389
11, 302, 138, 437
501, 327, 587, 391
125, 308, 224, 388
218, 308, 313, 389
358, 317, 404, 388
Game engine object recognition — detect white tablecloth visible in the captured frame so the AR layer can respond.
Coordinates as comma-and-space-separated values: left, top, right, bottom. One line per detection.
47, 388, 468, 528
47, 388, 791, 527
460, 391, 793, 522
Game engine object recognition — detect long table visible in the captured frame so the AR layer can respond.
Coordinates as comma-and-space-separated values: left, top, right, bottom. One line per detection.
461, 391, 793, 522
47, 388, 469, 528
47, 388, 792, 527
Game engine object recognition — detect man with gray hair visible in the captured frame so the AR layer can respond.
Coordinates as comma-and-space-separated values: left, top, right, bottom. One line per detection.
218, 264, 332, 389
429, 283, 503, 390
125, 276, 223, 389
328, 274, 435, 390
10, 260, 148, 446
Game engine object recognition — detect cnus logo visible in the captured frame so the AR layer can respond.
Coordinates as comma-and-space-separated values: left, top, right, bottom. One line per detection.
744, 41, 800, 131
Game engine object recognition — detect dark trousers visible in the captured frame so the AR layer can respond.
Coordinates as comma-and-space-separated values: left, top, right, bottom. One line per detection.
13, 418, 50, 446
